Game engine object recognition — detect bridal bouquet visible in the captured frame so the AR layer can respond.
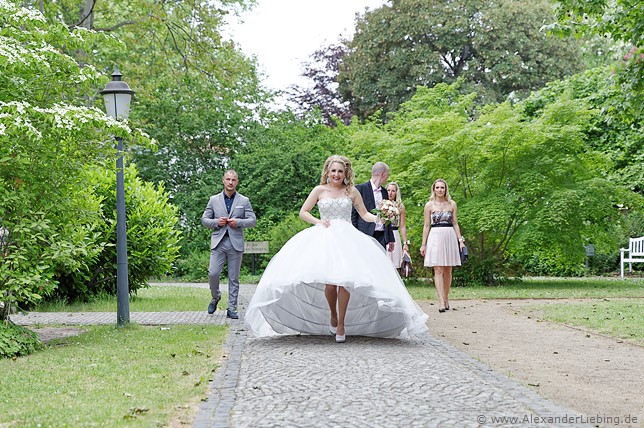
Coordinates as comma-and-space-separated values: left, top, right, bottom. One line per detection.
372, 200, 400, 226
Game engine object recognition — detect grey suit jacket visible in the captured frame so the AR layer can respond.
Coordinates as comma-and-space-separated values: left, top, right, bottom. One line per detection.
201, 191, 256, 252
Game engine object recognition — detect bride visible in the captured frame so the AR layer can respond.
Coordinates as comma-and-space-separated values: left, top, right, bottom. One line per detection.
244, 155, 428, 342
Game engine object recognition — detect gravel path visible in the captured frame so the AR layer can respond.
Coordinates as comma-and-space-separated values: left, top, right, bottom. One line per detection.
421, 298, 644, 426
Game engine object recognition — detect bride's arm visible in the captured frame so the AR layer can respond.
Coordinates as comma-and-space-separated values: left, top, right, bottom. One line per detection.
299, 186, 324, 225
350, 187, 378, 223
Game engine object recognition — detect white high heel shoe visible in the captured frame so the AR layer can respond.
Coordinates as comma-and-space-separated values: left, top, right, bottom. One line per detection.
335, 334, 346, 343
330, 325, 337, 334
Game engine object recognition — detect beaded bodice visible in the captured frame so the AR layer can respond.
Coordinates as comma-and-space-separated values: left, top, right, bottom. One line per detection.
318, 197, 352, 222
431, 210, 453, 226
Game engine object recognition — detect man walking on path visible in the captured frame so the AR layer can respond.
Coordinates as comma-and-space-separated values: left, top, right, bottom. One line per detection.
202, 170, 256, 319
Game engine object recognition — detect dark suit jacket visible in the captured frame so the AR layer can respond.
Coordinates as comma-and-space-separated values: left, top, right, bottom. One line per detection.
352, 181, 395, 246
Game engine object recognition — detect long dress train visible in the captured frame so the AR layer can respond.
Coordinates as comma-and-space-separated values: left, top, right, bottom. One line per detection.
244, 197, 428, 338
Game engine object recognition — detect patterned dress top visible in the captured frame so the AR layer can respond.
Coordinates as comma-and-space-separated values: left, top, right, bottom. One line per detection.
431, 210, 453, 226
318, 197, 352, 222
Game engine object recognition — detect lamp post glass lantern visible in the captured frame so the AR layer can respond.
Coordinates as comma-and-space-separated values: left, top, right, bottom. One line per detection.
102, 67, 134, 120
100, 66, 134, 326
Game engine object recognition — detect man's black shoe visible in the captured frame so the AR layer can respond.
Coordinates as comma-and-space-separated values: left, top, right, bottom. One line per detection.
207, 297, 220, 315
226, 309, 239, 319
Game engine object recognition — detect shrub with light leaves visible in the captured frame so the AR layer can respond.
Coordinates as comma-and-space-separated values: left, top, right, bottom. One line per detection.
0, 1, 157, 317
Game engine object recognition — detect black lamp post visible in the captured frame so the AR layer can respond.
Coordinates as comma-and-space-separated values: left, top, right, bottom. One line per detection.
100, 66, 134, 326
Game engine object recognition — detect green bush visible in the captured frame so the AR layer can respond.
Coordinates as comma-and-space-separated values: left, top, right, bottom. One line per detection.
173, 248, 210, 281
586, 252, 621, 275
520, 252, 586, 277
0, 322, 44, 359
52, 165, 181, 301
0, 185, 104, 315
266, 211, 310, 257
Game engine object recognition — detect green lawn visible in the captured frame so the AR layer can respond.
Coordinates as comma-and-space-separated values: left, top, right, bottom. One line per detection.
531, 299, 644, 342
0, 324, 227, 427
35, 285, 220, 312
406, 277, 644, 300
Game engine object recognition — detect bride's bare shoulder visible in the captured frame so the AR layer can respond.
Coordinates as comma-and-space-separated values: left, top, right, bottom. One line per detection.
309, 185, 327, 196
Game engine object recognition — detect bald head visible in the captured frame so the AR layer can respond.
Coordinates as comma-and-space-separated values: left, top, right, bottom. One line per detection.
372, 162, 389, 176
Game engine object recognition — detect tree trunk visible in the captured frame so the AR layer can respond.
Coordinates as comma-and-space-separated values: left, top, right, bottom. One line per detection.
79, 0, 95, 30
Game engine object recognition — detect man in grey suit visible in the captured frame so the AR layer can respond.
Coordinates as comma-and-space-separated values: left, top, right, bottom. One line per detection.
351, 161, 395, 251
202, 170, 256, 319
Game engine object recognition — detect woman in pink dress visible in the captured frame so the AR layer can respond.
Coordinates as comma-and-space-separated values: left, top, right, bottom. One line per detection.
420, 179, 465, 313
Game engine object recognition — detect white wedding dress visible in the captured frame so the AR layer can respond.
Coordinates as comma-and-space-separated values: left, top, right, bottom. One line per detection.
244, 197, 428, 338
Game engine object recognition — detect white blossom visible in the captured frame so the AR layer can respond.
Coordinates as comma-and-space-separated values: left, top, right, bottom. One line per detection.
0, 0, 46, 23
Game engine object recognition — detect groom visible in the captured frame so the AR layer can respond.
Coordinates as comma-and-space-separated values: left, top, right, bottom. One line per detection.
352, 161, 395, 251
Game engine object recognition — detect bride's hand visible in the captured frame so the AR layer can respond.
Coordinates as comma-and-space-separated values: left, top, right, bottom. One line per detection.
319, 219, 331, 228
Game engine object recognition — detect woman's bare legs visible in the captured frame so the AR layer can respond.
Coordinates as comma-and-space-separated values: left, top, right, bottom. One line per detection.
324, 284, 350, 341
433, 266, 446, 311
443, 267, 453, 309
325, 285, 338, 330
336, 286, 350, 337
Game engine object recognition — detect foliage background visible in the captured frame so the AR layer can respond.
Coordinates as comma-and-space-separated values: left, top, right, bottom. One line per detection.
2, 0, 644, 315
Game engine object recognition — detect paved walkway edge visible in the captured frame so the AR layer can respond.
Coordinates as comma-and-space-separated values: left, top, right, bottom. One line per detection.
192, 322, 247, 428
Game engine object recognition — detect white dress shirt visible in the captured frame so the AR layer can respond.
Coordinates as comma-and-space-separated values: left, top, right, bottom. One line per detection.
371, 180, 385, 232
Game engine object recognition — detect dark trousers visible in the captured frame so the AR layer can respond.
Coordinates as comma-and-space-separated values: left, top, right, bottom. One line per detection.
373, 230, 387, 248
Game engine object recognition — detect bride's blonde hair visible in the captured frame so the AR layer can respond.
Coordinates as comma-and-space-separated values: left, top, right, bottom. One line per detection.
320, 155, 354, 193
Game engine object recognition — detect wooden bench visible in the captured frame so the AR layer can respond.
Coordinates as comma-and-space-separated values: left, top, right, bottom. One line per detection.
620, 236, 644, 277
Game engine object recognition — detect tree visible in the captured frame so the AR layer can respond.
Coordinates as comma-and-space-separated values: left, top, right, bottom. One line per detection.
352, 82, 643, 282
287, 43, 353, 127
0, 1, 150, 317
550, 0, 643, 123
522, 67, 644, 195
29, 0, 267, 255
232, 110, 346, 222
338, 0, 586, 121
550, 0, 642, 48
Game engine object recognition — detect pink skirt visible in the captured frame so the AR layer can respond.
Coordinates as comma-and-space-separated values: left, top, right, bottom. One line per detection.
388, 229, 403, 268
424, 227, 461, 267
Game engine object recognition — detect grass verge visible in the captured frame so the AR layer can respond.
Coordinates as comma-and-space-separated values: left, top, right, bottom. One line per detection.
406, 277, 644, 300
35, 285, 223, 312
530, 299, 644, 343
0, 324, 227, 427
